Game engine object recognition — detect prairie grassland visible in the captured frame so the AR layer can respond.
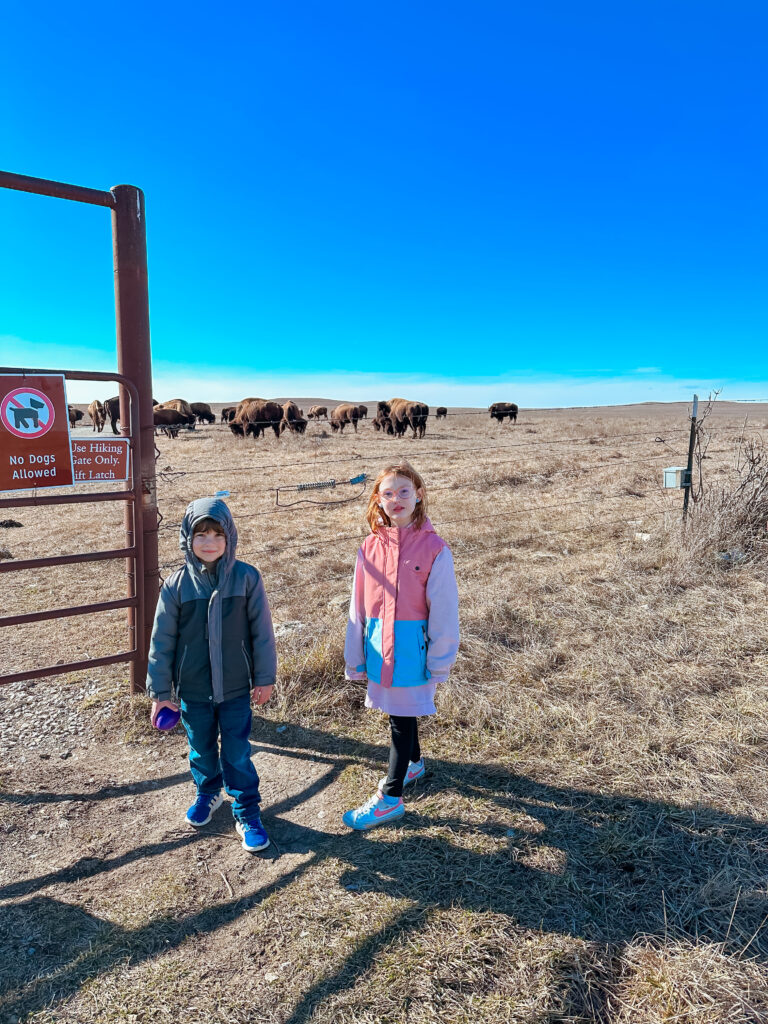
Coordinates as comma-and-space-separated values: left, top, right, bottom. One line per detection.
2, 402, 768, 1023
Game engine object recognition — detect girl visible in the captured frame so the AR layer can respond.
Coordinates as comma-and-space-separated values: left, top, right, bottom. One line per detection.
343, 461, 460, 829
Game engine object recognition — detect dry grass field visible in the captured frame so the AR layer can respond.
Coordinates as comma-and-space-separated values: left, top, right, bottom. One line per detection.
2, 400, 768, 1023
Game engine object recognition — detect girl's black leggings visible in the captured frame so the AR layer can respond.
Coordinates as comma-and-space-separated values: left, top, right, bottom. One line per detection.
381, 715, 421, 798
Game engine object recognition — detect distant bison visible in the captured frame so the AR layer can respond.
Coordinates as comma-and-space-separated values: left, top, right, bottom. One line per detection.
489, 402, 518, 424
230, 398, 284, 439
88, 400, 106, 432
435, 407, 447, 419
376, 398, 429, 439
190, 402, 215, 424
105, 395, 158, 434
221, 406, 237, 423
307, 406, 328, 420
330, 403, 359, 433
357, 405, 368, 419
153, 407, 193, 438
68, 406, 84, 429
280, 400, 308, 435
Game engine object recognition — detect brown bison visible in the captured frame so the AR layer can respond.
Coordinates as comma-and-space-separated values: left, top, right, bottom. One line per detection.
357, 404, 368, 419
435, 406, 447, 419
489, 402, 518, 424
104, 395, 159, 434
190, 402, 215, 424
153, 407, 192, 438
68, 406, 84, 429
330, 403, 359, 433
280, 400, 308, 435
230, 398, 284, 439
88, 400, 106, 432
376, 398, 429, 439
221, 406, 237, 423
307, 405, 328, 420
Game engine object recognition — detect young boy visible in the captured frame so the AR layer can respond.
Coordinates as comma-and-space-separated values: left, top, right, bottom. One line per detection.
146, 497, 277, 852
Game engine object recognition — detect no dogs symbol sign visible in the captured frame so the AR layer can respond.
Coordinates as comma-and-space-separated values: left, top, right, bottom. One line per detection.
0, 374, 74, 492
1, 387, 57, 438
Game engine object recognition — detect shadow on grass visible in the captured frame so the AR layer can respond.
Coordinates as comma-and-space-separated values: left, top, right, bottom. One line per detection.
2, 718, 768, 1022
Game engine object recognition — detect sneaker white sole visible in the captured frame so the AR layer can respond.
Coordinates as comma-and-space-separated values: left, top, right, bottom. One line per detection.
235, 821, 270, 853
185, 792, 224, 827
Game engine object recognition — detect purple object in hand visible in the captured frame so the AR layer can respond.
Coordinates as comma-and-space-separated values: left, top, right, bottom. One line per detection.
155, 707, 180, 731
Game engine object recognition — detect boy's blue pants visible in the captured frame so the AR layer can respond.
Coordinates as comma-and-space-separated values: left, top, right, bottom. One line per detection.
180, 695, 261, 822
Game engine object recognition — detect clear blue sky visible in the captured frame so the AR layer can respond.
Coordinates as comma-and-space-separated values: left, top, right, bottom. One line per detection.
2, 1, 766, 406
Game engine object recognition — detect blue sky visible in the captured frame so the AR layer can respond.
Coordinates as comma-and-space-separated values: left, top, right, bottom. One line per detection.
2, 2, 766, 406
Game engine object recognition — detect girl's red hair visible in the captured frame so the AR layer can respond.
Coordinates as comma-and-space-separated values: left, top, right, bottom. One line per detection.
365, 461, 428, 533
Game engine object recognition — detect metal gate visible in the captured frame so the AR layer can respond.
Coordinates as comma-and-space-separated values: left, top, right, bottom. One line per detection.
0, 171, 159, 693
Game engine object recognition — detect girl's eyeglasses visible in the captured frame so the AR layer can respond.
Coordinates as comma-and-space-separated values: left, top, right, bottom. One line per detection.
380, 486, 416, 501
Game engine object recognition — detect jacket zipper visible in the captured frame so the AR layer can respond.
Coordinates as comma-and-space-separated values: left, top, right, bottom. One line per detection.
241, 641, 253, 685
177, 646, 187, 687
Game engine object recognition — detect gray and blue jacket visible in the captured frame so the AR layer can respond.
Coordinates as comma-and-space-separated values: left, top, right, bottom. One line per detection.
146, 497, 277, 704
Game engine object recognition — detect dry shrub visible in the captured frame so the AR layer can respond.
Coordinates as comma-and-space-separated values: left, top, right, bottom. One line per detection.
684, 437, 768, 566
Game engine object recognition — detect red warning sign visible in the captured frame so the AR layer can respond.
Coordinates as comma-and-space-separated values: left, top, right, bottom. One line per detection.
0, 374, 74, 492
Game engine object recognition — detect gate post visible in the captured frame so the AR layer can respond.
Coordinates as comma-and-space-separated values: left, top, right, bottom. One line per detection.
111, 184, 158, 694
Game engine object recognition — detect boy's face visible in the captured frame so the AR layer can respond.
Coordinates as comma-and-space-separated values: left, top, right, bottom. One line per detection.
192, 526, 226, 565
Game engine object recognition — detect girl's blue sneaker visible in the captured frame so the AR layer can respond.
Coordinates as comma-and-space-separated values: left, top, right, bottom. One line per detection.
236, 815, 270, 853
343, 791, 405, 830
186, 791, 224, 827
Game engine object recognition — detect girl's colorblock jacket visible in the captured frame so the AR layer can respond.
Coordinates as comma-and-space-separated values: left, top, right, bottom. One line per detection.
344, 518, 459, 717
146, 498, 276, 705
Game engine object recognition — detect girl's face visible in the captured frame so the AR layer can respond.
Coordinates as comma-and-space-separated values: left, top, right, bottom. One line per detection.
377, 473, 423, 527
192, 527, 226, 565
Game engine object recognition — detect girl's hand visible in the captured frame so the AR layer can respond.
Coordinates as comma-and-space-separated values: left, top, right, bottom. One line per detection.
252, 685, 274, 706
151, 699, 179, 727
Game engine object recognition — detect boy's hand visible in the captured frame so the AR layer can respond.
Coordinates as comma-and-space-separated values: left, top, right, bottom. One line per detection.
252, 685, 274, 706
151, 699, 179, 727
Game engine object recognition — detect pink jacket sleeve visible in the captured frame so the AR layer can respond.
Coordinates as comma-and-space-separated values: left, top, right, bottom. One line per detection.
344, 549, 367, 680
425, 547, 460, 683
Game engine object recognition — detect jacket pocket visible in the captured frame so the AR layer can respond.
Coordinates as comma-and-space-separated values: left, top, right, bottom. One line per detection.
241, 641, 253, 685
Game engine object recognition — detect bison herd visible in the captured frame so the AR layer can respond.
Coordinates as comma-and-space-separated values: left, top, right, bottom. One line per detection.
68, 398, 520, 440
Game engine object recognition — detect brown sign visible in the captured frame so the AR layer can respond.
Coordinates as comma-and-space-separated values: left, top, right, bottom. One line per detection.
0, 374, 74, 492
72, 438, 131, 482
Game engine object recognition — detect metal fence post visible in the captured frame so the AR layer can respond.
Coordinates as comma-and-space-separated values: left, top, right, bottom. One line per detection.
682, 393, 699, 520
111, 184, 158, 693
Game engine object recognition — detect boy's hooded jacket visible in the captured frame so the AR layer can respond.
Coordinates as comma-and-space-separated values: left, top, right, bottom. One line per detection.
146, 498, 276, 704
344, 518, 459, 694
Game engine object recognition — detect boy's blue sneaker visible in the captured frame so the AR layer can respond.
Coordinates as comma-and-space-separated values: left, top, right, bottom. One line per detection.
186, 791, 224, 827
343, 790, 405, 830
236, 815, 270, 853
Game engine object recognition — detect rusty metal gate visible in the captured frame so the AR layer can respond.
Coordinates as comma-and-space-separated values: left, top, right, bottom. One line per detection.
0, 171, 158, 693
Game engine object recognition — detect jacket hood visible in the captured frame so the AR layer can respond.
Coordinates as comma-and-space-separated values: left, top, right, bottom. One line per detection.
179, 497, 238, 578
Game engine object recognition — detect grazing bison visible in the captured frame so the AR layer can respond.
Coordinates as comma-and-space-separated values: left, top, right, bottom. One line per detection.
230, 399, 284, 439
68, 406, 84, 429
105, 395, 158, 434
280, 400, 308, 434
357, 404, 368, 419
489, 402, 518, 424
330, 403, 359, 433
153, 407, 192, 438
88, 400, 106, 432
435, 406, 447, 419
307, 405, 328, 420
377, 398, 429, 439
221, 406, 237, 423
190, 402, 215, 424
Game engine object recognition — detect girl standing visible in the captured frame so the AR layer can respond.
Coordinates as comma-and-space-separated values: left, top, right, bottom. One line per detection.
343, 461, 459, 829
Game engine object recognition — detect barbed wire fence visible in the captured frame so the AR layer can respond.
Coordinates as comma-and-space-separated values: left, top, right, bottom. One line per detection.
149, 403, 765, 583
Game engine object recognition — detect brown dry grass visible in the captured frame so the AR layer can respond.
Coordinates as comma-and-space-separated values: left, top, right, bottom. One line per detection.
2, 403, 768, 1023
